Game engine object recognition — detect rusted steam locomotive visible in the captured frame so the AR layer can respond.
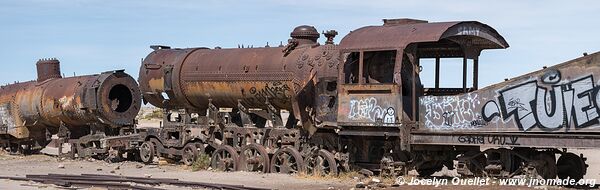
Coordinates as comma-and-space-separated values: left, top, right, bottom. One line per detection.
0, 58, 141, 155
1, 18, 596, 181
134, 18, 592, 180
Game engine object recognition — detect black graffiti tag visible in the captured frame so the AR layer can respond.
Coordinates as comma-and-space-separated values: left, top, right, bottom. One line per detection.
249, 82, 292, 103
457, 135, 484, 144
442, 111, 455, 126
487, 135, 520, 145
506, 98, 527, 112
458, 135, 520, 145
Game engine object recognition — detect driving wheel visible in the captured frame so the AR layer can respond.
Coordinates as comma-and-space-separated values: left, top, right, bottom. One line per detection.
211, 145, 239, 171
270, 147, 304, 174
238, 143, 270, 173
305, 149, 338, 176
139, 141, 155, 164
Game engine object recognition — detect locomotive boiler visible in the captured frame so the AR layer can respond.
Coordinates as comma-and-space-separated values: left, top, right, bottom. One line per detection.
135, 25, 343, 171
0, 58, 141, 153
139, 25, 339, 131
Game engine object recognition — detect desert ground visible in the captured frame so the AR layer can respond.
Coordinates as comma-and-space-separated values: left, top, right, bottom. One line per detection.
0, 152, 355, 190
0, 149, 598, 190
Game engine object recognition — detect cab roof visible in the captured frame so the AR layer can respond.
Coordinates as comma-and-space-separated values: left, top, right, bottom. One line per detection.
339, 19, 509, 56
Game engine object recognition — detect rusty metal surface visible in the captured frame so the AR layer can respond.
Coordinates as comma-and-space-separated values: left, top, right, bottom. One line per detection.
36, 58, 62, 82
0, 59, 140, 144
419, 51, 600, 135
140, 45, 339, 111
138, 26, 341, 134
339, 20, 508, 52
179, 47, 298, 110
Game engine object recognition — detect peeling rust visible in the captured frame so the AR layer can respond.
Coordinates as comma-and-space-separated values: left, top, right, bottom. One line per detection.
0, 59, 140, 149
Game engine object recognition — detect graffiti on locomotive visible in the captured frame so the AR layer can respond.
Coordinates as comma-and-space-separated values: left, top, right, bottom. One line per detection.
422, 69, 600, 132
348, 97, 397, 124
247, 81, 293, 105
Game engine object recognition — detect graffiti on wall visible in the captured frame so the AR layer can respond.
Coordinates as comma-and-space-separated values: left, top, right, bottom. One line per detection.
457, 134, 520, 145
421, 93, 486, 130
483, 73, 600, 131
348, 97, 396, 123
0, 103, 15, 134
422, 69, 600, 132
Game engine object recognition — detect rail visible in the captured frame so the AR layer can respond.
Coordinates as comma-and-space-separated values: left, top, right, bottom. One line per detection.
0, 173, 270, 190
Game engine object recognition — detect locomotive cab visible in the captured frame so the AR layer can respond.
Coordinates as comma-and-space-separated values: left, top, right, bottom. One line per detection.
338, 19, 508, 128
336, 19, 508, 169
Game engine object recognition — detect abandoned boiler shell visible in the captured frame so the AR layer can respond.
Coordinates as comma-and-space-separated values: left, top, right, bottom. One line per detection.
0, 59, 140, 144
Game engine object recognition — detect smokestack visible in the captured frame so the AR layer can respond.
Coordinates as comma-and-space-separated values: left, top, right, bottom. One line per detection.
36, 58, 62, 82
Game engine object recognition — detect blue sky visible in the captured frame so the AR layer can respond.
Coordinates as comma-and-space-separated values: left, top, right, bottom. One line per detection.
0, 0, 599, 88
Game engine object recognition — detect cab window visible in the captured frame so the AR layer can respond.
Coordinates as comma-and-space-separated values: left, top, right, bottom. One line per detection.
343, 50, 396, 84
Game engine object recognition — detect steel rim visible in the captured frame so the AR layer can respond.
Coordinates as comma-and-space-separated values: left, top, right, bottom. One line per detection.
212, 146, 238, 171
182, 146, 196, 166
239, 144, 269, 173
271, 148, 303, 174
306, 150, 337, 176
139, 142, 153, 163
557, 153, 585, 180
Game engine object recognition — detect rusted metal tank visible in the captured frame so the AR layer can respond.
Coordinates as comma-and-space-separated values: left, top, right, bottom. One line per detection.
139, 26, 340, 118
0, 58, 141, 146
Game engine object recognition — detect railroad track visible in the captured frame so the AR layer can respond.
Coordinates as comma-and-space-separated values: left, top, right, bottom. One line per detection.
0, 173, 270, 190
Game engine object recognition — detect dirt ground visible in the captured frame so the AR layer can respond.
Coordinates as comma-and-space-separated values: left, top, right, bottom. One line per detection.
0, 153, 355, 190
1, 150, 598, 190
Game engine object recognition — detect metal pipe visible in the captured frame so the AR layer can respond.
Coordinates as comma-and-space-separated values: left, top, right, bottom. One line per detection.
462, 56, 467, 92
473, 57, 479, 90
435, 57, 440, 88
412, 58, 418, 120
359, 51, 364, 84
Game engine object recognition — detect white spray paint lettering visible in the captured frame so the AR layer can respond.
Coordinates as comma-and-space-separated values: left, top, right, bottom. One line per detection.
422, 93, 485, 130
348, 97, 395, 123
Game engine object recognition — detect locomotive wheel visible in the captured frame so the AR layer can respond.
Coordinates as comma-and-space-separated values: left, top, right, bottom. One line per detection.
305, 149, 338, 176
417, 166, 441, 177
557, 153, 586, 180
211, 145, 239, 171
270, 147, 305, 174
9, 143, 20, 155
140, 141, 155, 164
126, 150, 142, 162
464, 151, 486, 177
238, 143, 270, 173
416, 161, 444, 177
533, 153, 557, 179
182, 143, 200, 166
